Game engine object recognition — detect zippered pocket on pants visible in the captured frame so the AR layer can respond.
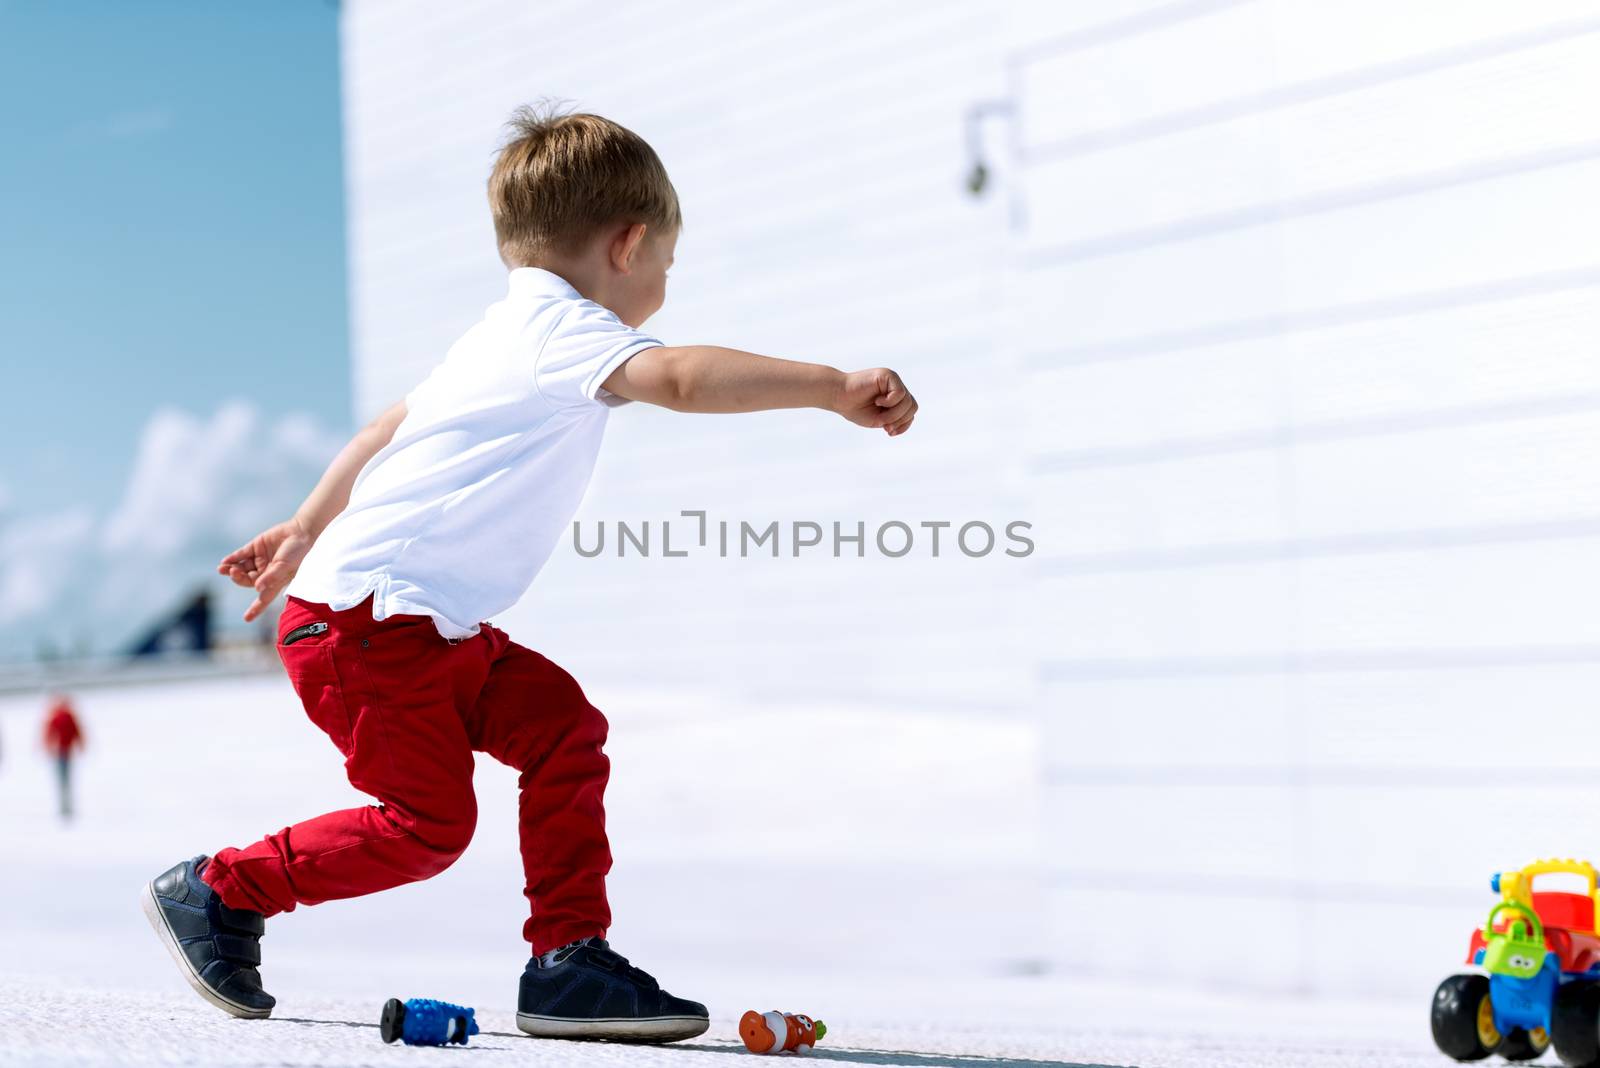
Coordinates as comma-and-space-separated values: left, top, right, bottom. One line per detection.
282, 621, 329, 646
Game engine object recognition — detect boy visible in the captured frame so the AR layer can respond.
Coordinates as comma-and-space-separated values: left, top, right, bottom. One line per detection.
141, 107, 917, 1042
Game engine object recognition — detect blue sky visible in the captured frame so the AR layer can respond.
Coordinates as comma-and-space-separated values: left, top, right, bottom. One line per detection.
0, 1, 349, 657
0, 0, 349, 518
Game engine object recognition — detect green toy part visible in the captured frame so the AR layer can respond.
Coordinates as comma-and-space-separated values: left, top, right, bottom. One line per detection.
1481, 901, 1548, 980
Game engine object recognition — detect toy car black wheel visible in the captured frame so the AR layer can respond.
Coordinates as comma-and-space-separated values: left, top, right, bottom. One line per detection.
1554, 980, 1600, 1068
380, 998, 407, 1044
1497, 1026, 1551, 1061
1432, 974, 1497, 1061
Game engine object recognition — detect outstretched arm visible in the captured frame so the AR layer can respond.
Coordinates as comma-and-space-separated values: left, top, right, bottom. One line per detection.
218, 400, 408, 622
602, 346, 918, 436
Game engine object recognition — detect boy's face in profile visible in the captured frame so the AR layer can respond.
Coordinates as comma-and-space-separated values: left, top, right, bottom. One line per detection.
613, 226, 677, 328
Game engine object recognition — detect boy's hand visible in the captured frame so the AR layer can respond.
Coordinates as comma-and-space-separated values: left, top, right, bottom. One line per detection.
218, 517, 315, 623
834, 368, 918, 436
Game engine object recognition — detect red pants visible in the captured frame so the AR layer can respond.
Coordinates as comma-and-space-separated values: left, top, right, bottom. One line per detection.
203, 596, 612, 955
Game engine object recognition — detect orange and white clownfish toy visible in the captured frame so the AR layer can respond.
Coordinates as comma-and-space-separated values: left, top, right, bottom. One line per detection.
740, 1009, 827, 1054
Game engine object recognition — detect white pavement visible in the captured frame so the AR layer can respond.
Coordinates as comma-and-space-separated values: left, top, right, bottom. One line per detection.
0, 675, 1450, 1066
0, 973, 1447, 1068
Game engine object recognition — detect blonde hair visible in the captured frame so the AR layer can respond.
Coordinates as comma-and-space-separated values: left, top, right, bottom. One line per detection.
488, 104, 681, 266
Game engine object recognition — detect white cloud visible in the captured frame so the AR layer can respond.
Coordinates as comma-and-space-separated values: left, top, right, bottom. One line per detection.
102, 402, 340, 559
0, 509, 95, 625
0, 402, 343, 661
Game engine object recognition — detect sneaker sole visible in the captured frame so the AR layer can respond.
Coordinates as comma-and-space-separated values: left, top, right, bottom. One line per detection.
516, 1012, 709, 1042
140, 881, 272, 1020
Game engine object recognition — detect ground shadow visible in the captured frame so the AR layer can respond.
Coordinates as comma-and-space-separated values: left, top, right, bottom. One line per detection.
274, 1016, 525, 1041
272, 1018, 1131, 1068
670, 1042, 1129, 1068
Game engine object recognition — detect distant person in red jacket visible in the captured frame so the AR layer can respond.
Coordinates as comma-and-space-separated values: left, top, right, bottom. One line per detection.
42, 695, 84, 820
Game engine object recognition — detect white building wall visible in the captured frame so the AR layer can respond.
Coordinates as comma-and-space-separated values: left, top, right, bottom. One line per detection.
341, 0, 1029, 715
1013, 0, 1600, 996
343, 0, 1600, 997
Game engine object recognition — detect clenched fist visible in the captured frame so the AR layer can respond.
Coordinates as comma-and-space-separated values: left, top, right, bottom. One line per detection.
833, 368, 917, 436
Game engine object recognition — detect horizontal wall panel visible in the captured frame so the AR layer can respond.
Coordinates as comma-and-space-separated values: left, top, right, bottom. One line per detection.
1032, 411, 1600, 558
1032, 452, 1290, 557
1263, 1, 1600, 86
1026, 32, 1600, 247
1294, 538, 1600, 651
1019, 3, 1274, 149
1044, 783, 1300, 880
1038, 560, 1296, 660
1042, 662, 1600, 771
1047, 884, 1305, 989
1302, 785, 1600, 889
1007, 0, 1209, 56
1284, 280, 1600, 425
1018, 157, 1600, 347
1049, 883, 1474, 996
1298, 663, 1600, 770
1041, 672, 1298, 768
1028, 278, 1600, 458
1045, 783, 1600, 892
1020, 1, 1600, 152
1290, 410, 1600, 536
1039, 537, 1600, 659
1028, 336, 1280, 452
1305, 899, 1481, 998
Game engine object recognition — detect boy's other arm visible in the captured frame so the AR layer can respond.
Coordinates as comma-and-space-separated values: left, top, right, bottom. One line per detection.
218, 400, 408, 622
602, 346, 918, 436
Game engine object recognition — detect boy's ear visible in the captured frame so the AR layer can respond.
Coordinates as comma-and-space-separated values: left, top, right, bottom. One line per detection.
610, 223, 648, 274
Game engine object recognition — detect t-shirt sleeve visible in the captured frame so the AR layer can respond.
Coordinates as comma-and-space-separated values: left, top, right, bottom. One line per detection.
534, 300, 662, 409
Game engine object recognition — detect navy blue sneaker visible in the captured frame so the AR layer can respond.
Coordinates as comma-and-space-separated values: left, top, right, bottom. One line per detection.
517, 937, 708, 1042
142, 855, 275, 1019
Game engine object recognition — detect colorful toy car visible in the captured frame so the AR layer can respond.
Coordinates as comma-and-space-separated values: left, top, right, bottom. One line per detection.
1433, 859, 1600, 1065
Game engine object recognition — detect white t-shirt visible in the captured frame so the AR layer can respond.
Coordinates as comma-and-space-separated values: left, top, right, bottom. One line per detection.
287, 267, 660, 639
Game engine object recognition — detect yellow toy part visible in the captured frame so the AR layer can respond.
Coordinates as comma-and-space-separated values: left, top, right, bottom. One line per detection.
1495, 858, 1599, 936
1498, 858, 1597, 907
